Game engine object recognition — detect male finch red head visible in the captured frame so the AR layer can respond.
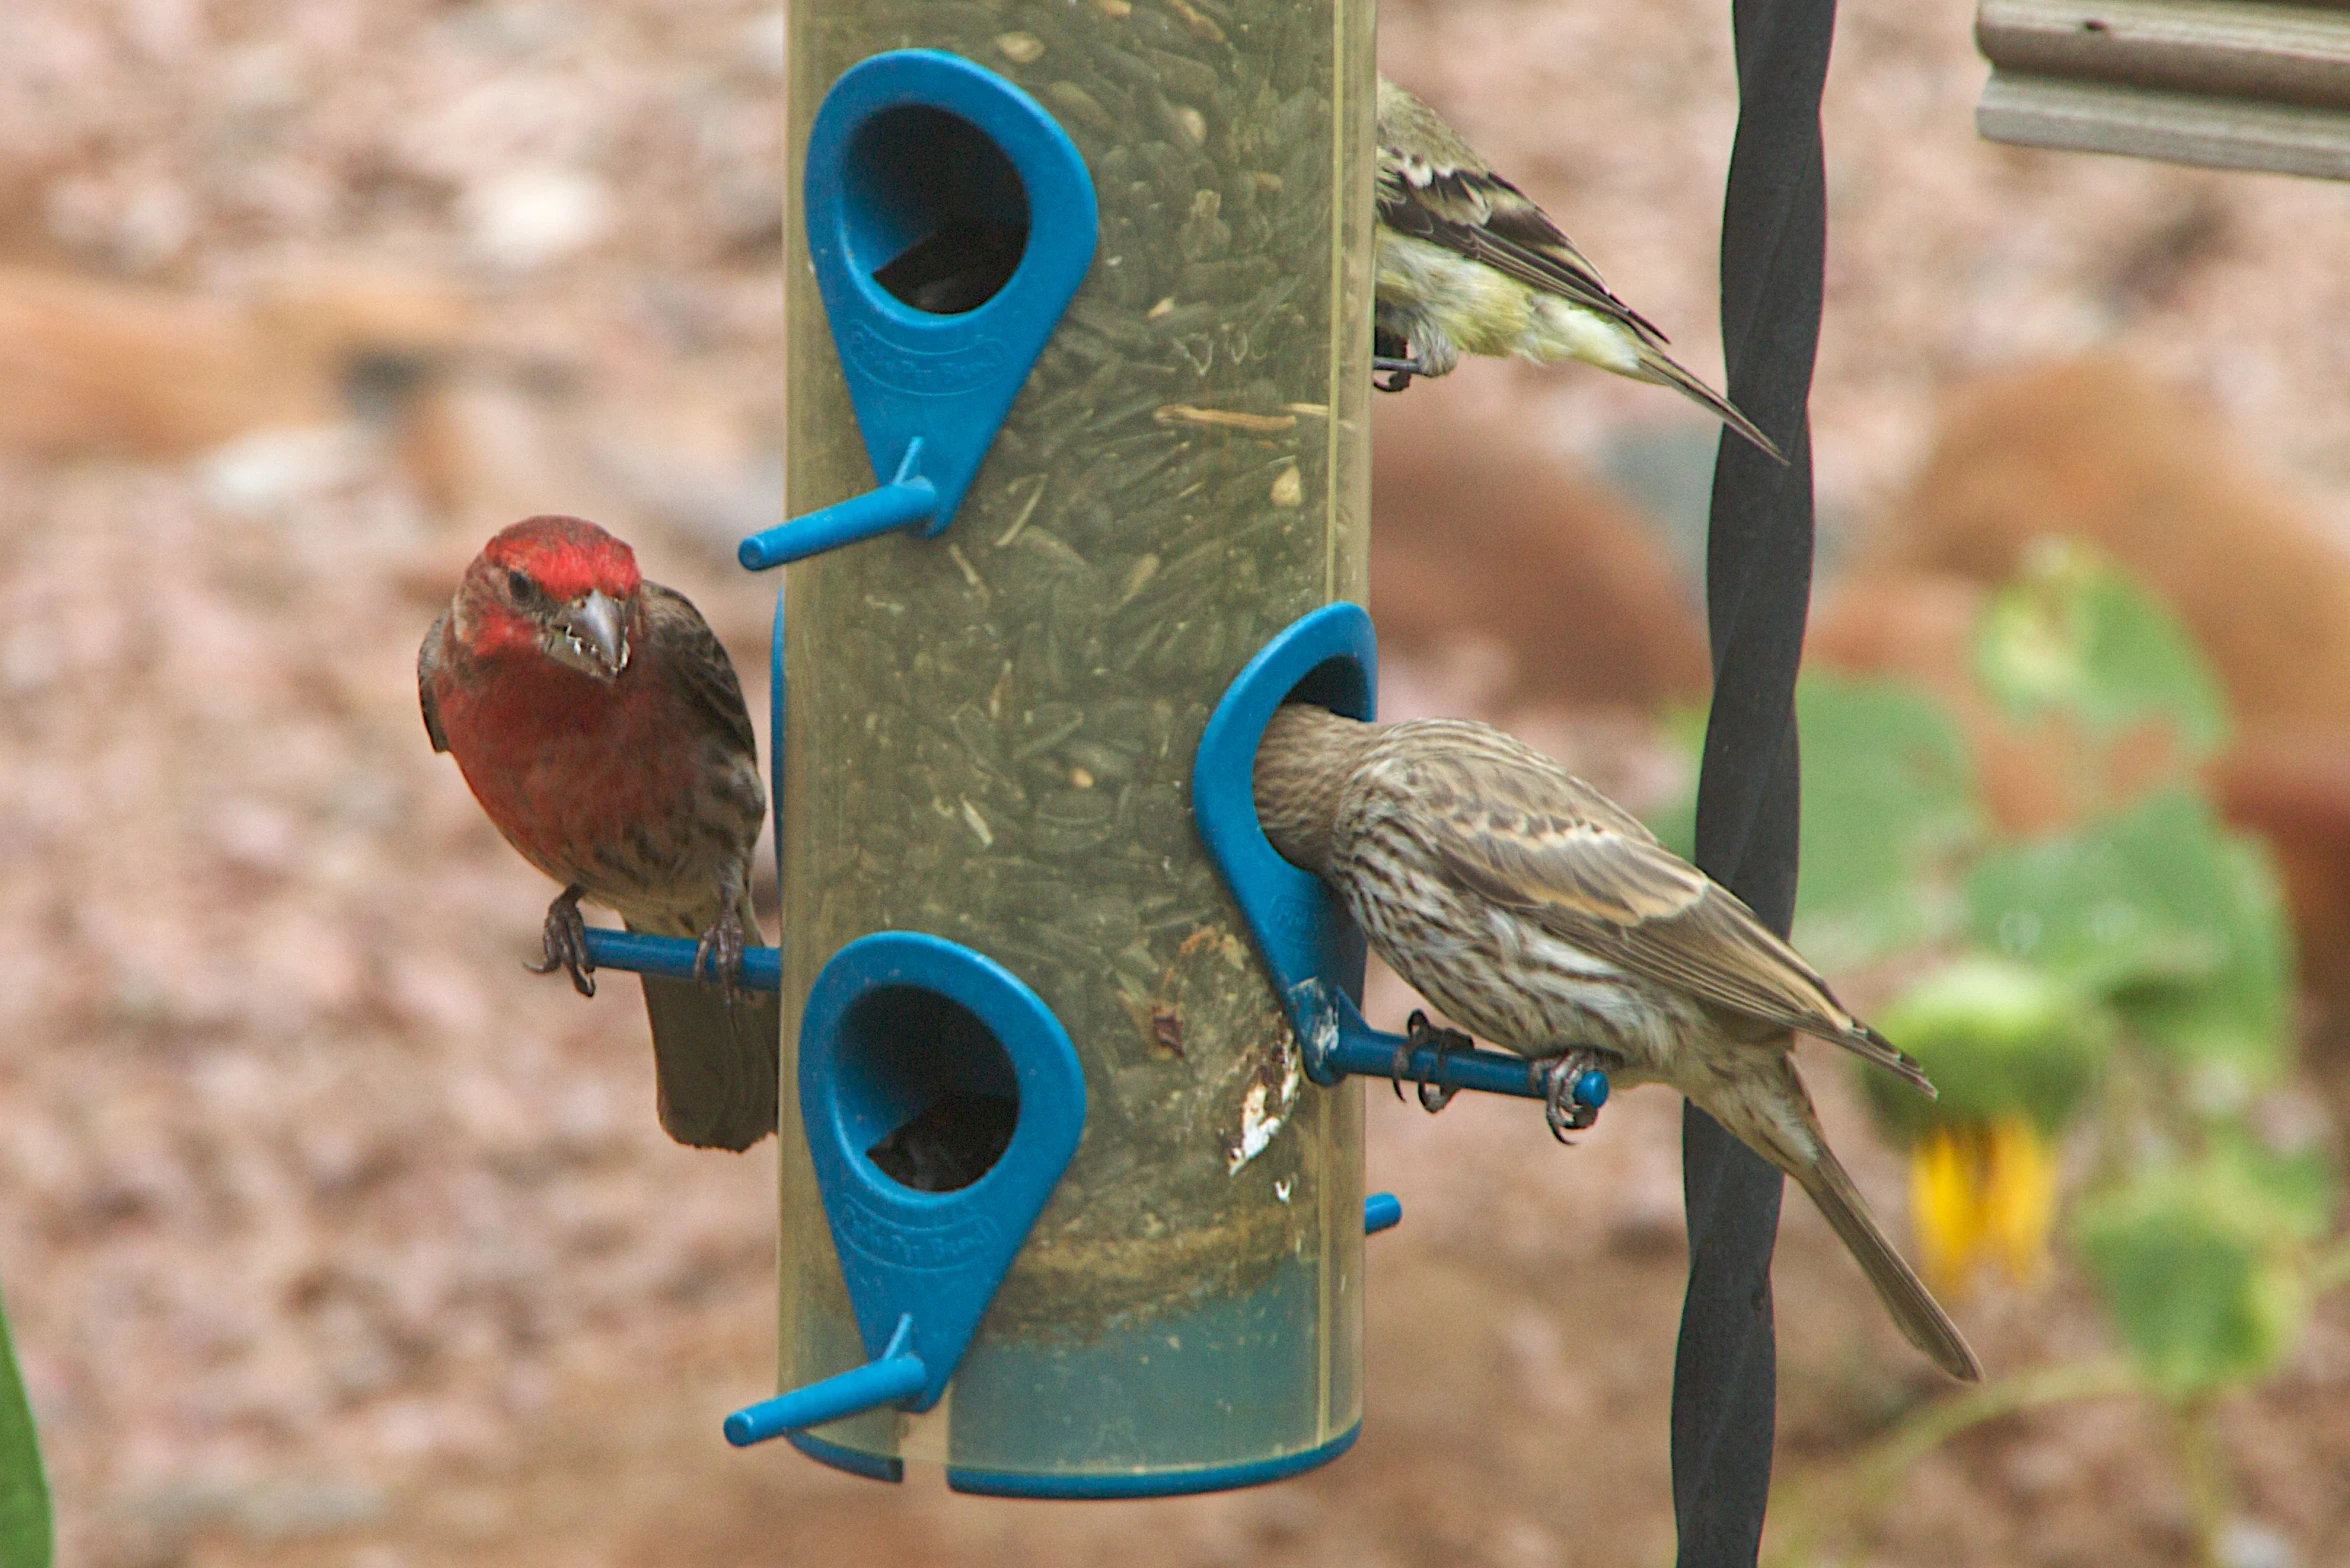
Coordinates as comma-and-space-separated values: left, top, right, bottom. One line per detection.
1254, 703, 1981, 1381
420, 515, 778, 1151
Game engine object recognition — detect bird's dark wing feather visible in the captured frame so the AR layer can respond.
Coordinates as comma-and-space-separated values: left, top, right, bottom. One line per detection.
1417, 756, 1860, 1040
641, 581, 756, 759
1376, 159, 1668, 344
418, 609, 451, 753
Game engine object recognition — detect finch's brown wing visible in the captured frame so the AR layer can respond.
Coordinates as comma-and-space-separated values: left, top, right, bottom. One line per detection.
630, 584, 777, 1150
419, 609, 451, 753
1377, 154, 1666, 343
1415, 755, 1926, 1085
640, 581, 757, 758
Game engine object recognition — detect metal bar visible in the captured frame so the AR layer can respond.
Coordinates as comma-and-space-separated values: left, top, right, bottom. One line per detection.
1674, 0, 1834, 1558
1980, 68, 2350, 176
1978, 0, 2350, 113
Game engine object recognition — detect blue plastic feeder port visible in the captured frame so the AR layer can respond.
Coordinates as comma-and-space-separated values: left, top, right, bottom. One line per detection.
1190, 601, 1379, 1038
738, 49, 1098, 570
726, 932, 1085, 1446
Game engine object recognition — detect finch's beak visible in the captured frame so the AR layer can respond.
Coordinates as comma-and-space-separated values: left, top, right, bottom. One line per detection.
549, 589, 630, 682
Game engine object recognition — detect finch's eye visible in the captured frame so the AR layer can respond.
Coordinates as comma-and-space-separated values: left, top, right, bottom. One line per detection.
505, 569, 534, 601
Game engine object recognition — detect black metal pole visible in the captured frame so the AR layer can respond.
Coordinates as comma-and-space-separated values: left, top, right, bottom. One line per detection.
1674, 0, 1835, 1563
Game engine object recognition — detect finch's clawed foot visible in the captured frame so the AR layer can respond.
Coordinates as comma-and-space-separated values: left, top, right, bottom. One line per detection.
692, 906, 748, 1007
1402, 1009, 1473, 1113
1532, 1050, 1607, 1143
525, 885, 596, 998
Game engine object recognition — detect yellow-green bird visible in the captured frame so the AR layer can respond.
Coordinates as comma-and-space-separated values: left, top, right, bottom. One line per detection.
1375, 76, 1783, 462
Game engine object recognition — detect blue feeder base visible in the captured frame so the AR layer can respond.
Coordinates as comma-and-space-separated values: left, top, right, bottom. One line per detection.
946, 1424, 1362, 1499
777, 1423, 1362, 1498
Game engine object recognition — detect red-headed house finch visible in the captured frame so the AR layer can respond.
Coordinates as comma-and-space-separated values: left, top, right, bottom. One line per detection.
420, 515, 779, 1152
1254, 703, 1981, 1381
1374, 76, 1781, 462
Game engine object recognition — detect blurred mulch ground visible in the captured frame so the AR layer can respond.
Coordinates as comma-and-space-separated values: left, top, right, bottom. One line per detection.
0, 1, 2347, 1565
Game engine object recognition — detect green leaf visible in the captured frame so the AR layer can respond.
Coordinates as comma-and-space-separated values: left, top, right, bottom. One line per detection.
2118, 836, 2296, 1088
2208, 1127, 2340, 1243
0, 1280, 50, 1568
2074, 1148, 2328, 1399
1973, 539, 2228, 757
1789, 675, 1981, 967
1864, 953, 2111, 1143
1965, 788, 2291, 1079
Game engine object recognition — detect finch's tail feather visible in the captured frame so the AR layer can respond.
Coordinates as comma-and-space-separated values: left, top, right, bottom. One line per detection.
1632, 342, 1786, 465
1794, 1143, 1983, 1383
629, 899, 779, 1153
1701, 1056, 1979, 1380
639, 976, 780, 1151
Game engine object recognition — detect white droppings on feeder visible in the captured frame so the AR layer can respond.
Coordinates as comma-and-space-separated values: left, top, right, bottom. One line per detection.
1273, 1177, 1292, 1203
1229, 1082, 1280, 1173
960, 798, 994, 848
1228, 1035, 1301, 1174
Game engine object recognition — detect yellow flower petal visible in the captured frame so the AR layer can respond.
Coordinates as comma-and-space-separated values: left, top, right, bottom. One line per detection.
1983, 1115, 2058, 1287
1912, 1128, 1986, 1297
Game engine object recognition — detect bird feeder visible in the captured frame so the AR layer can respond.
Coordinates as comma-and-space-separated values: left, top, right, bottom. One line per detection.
1978, 0, 2350, 178
755, 7, 1386, 1495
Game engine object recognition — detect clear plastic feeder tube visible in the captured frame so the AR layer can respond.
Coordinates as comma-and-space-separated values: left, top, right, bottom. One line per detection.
782, 0, 1375, 1492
